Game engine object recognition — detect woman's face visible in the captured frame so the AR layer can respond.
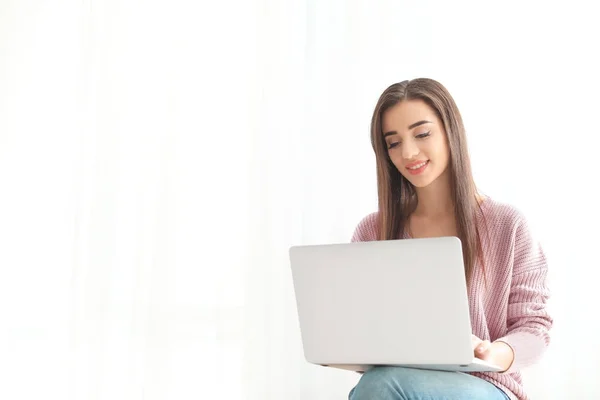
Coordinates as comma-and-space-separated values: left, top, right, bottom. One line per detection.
382, 99, 451, 188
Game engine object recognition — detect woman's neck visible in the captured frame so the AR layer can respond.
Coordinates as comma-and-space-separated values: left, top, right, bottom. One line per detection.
412, 170, 454, 219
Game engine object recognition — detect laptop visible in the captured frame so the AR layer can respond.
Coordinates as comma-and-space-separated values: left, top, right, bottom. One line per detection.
288, 236, 502, 373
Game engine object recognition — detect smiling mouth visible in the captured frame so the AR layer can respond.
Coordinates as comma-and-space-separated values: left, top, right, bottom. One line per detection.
406, 160, 429, 170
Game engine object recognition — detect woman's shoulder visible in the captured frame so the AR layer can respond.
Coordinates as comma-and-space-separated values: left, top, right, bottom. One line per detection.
479, 196, 542, 251
351, 211, 379, 242
479, 196, 528, 229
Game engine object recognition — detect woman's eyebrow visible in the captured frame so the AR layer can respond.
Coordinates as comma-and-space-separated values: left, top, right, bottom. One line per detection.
384, 120, 432, 137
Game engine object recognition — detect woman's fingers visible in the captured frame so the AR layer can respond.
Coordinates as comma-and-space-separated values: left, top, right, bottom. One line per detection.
474, 340, 492, 358
472, 335, 493, 359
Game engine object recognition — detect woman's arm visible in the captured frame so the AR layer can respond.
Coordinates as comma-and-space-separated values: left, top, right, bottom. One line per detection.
494, 214, 553, 374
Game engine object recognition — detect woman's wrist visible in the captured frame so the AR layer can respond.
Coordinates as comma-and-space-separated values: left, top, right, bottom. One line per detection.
491, 340, 515, 372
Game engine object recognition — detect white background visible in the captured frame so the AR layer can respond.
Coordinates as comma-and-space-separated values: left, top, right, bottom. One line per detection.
0, 0, 598, 398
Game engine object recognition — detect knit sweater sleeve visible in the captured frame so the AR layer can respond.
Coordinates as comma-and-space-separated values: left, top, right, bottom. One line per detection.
496, 213, 553, 374
351, 212, 379, 242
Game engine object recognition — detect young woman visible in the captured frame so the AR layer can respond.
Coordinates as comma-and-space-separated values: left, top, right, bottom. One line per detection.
348, 78, 552, 400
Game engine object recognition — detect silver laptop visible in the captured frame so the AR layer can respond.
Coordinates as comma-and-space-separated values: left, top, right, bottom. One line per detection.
288, 236, 502, 373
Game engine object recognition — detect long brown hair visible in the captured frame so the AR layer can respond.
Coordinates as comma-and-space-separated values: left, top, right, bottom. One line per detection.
370, 78, 484, 283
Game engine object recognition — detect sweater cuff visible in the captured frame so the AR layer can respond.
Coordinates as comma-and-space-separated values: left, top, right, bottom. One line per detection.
494, 331, 548, 374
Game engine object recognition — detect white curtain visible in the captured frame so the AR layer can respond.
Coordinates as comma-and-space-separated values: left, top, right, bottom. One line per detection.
0, 0, 598, 399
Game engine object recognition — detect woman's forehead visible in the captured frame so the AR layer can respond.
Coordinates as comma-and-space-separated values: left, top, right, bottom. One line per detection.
382, 100, 438, 131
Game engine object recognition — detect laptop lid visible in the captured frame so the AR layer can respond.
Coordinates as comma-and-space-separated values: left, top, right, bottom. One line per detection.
289, 237, 475, 366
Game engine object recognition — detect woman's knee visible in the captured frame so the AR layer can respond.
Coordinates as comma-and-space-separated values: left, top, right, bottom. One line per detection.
349, 367, 408, 400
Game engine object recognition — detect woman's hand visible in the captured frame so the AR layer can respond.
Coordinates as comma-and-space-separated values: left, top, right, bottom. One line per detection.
472, 334, 515, 372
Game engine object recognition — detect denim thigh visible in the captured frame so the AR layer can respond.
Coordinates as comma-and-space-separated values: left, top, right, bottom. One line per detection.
349, 367, 510, 400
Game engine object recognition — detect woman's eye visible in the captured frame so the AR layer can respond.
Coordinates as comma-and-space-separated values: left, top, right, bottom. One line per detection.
416, 131, 431, 139
388, 142, 400, 149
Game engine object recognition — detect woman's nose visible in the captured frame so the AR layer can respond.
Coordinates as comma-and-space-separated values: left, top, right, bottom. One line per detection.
402, 140, 419, 160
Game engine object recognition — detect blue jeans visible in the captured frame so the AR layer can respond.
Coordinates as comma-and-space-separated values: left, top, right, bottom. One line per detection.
349, 367, 510, 400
